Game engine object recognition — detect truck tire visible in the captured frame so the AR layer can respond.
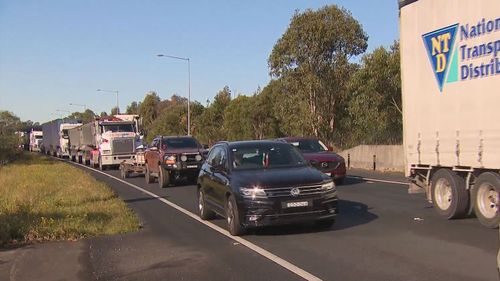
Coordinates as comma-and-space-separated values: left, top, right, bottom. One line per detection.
159, 167, 170, 188
145, 165, 154, 184
431, 169, 469, 219
98, 156, 105, 171
198, 188, 215, 220
473, 172, 500, 228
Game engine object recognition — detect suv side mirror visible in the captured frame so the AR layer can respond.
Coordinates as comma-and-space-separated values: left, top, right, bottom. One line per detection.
203, 144, 209, 149
327, 146, 334, 152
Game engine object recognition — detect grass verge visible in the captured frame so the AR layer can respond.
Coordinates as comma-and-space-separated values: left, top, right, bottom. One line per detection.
0, 153, 139, 246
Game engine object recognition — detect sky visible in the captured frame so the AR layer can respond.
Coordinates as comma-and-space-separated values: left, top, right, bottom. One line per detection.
0, 0, 399, 123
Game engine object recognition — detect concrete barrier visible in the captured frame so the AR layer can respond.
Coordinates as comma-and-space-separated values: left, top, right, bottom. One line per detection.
339, 145, 404, 172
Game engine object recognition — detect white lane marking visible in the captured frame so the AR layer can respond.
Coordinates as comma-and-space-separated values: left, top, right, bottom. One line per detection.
63, 159, 322, 281
347, 175, 409, 186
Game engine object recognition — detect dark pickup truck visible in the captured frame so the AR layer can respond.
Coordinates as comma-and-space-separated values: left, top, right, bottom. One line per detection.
144, 136, 205, 187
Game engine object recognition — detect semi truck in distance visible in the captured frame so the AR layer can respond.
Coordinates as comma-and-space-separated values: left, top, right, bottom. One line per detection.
41, 119, 82, 158
400, 0, 500, 228
29, 129, 43, 152
68, 114, 142, 170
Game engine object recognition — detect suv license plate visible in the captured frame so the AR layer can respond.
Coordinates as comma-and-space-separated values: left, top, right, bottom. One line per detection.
286, 201, 309, 208
187, 165, 198, 168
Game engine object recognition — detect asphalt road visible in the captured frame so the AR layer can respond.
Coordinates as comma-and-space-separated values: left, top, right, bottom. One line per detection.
75, 163, 498, 281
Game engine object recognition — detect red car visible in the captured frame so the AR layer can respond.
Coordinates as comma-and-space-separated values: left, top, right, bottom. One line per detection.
278, 137, 346, 185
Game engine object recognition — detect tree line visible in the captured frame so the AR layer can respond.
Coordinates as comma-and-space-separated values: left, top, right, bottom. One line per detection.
1, 5, 402, 157
122, 5, 402, 148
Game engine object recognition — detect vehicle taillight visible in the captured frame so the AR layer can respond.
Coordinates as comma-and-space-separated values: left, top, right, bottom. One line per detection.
102, 138, 108, 143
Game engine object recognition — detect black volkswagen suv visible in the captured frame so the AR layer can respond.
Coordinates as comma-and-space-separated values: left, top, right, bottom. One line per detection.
197, 140, 338, 236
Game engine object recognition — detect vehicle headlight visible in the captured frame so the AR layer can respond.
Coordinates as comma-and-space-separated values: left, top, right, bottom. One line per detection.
164, 155, 176, 165
240, 186, 267, 199
322, 181, 335, 191
180, 155, 188, 162
195, 154, 203, 161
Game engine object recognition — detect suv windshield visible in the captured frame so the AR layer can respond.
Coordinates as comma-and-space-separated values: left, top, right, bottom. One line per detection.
290, 139, 328, 153
162, 137, 199, 149
231, 143, 306, 170
102, 124, 135, 133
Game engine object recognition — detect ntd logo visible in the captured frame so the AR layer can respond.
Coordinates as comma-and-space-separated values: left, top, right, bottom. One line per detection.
422, 24, 459, 92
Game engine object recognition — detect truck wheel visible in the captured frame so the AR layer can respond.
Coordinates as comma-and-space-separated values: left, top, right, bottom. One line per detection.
159, 167, 170, 188
431, 169, 469, 219
145, 165, 154, 184
225, 195, 246, 236
198, 188, 215, 220
473, 172, 500, 228
98, 156, 105, 171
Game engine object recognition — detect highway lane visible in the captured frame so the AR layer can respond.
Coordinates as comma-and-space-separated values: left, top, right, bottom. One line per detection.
75, 161, 498, 281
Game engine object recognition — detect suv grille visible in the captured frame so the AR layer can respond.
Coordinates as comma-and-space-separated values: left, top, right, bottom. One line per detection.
112, 138, 135, 155
181, 153, 202, 164
263, 185, 323, 198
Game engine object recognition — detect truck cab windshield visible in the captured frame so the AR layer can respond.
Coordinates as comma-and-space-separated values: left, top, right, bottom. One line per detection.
61, 129, 69, 139
102, 124, 135, 133
162, 137, 199, 149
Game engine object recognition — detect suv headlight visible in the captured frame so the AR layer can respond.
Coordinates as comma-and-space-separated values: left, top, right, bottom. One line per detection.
240, 186, 267, 199
195, 154, 202, 161
322, 181, 335, 191
164, 155, 176, 165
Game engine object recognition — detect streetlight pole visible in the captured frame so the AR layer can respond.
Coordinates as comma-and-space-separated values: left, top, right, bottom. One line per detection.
97, 89, 119, 114
157, 54, 191, 136
69, 103, 87, 111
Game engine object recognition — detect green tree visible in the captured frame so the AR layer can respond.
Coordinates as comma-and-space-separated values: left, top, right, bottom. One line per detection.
198, 86, 231, 144
344, 41, 402, 147
110, 107, 119, 115
139, 91, 161, 139
269, 5, 368, 142
68, 109, 96, 124
126, 101, 141, 114
223, 95, 254, 141
0, 111, 22, 162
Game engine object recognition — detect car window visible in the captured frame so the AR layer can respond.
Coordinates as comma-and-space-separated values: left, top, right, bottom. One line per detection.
162, 137, 200, 149
292, 139, 328, 153
231, 143, 306, 170
207, 146, 220, 166
150, 139, 158, 148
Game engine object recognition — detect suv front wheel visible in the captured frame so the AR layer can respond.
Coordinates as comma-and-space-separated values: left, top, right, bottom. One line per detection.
198, 188, 216, 220
159, 167, 171, 188
226, 195, 246, 236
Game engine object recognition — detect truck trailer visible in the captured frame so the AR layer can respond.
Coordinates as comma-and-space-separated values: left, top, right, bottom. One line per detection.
400, 0, 500, 228
41, 119, 82, 158
68, 114, 141, 170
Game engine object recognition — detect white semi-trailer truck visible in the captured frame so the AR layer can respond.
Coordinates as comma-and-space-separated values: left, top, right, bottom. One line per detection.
41, 119, 82, 158
68, 114, 141, 170
29, 129, 43, 152
400, 0, 500, 228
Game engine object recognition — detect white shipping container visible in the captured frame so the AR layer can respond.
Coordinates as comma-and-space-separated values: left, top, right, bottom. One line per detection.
400, 0, 500, 228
